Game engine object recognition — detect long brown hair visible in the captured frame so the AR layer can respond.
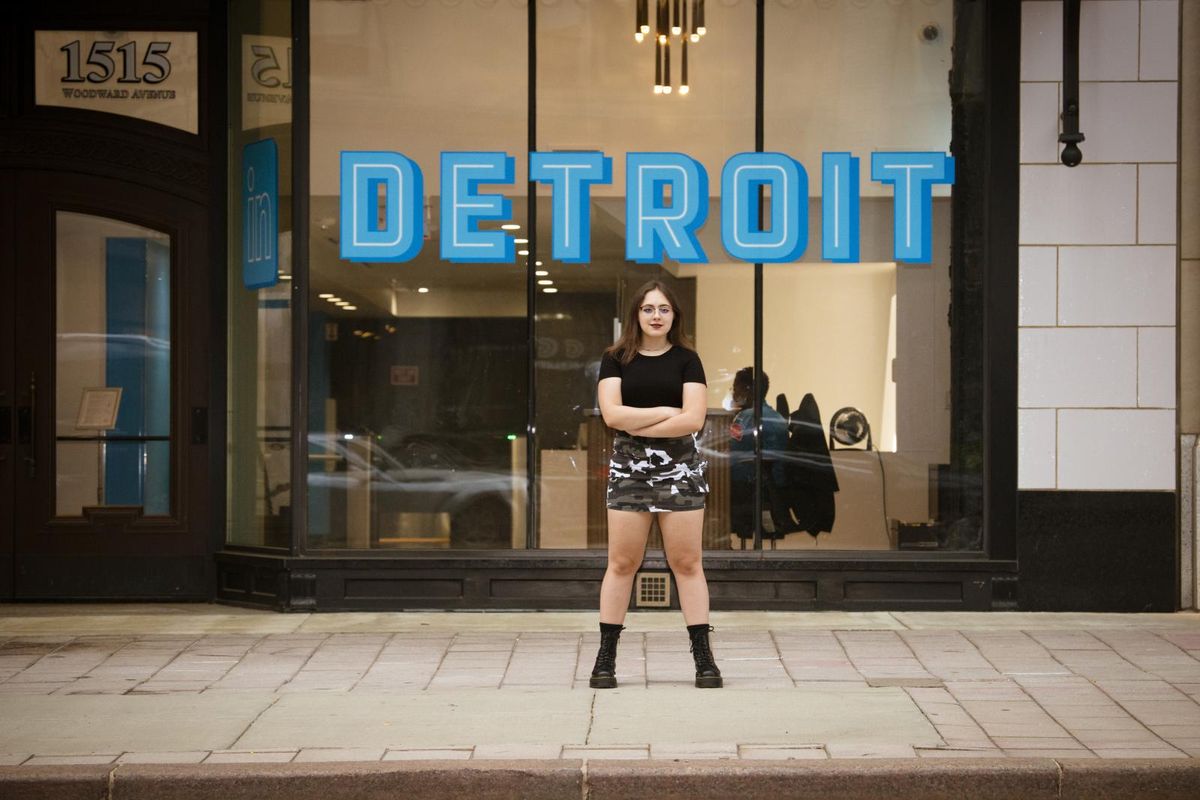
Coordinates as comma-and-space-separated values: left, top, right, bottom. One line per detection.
604, 279, 694, 365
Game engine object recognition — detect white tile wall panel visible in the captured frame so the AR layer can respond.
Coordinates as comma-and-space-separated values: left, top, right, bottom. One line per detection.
1138, 326, 1177, 408
1020, 82, 1062, 164
1021, 1, 1141, 82
1020, 165, 1136, 244
1140, 0, 1181, 81
1057, 245, 1176, 325
1077, 81, 1178, 163
1057, 408, 1176, 490
1019, 408, 1058, 489
1019, 327, 1138, 407
1019, 246, 1058, 325
1138, 164, 1179, 245
1021, 1, 1063, 81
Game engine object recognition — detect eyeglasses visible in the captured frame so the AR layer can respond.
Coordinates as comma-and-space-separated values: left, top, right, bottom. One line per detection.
639, 305, 673, 316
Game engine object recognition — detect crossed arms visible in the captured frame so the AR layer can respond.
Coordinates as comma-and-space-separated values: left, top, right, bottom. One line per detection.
596, 378, 707, 437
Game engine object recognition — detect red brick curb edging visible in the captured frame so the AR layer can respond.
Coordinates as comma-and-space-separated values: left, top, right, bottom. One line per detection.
2, 758, 1199, 800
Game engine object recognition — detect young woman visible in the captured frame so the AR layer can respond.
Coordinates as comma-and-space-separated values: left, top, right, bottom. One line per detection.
589, 279, 721, 689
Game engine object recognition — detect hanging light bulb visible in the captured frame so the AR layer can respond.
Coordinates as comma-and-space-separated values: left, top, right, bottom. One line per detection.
672, 0, 681, 36
636, 0, 648, 42
698, 0, 706, 36
663, 37, 672, 93
654, 35, 663, 93
680, 37, 689, 95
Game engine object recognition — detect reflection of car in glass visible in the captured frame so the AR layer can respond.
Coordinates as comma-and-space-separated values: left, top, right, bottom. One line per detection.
307, 432, 516, 549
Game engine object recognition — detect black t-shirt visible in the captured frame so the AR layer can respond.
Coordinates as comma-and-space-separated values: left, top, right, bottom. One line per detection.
598, 346, 707, 409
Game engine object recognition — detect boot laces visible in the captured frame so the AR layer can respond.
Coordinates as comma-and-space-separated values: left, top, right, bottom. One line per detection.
689, 625, 716, 663
597, 636, 618, 662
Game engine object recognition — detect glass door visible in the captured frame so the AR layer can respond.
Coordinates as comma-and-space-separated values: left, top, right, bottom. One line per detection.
11, 172, 212, 599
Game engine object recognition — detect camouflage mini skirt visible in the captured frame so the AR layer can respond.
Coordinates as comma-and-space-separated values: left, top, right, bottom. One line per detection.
606, 433, 709, 512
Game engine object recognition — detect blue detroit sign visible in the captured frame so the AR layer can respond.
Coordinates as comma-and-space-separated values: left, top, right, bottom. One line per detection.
339, 150, 955, 266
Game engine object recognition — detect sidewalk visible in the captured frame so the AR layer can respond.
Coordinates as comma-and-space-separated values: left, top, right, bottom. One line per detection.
2, 605, 1200, 797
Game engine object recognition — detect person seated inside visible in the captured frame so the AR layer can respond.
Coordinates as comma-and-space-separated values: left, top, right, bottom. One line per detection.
727, 367, 789, 541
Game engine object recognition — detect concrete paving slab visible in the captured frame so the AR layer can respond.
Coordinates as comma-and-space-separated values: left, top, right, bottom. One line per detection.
22, 754, 117, 765
588, 686, 941, 748
293, 748, 385, 763
0, 612, 304, 636
234, 689, 593, 750
117, 752, 210, 765
205, 751, 297, 764
382, 749, 472, 760
737, 745, 828, 760
0, 694, 277, 753
895, 613, 1200, 630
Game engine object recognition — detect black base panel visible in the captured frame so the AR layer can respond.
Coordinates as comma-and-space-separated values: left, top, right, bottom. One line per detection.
0, 556, 11, 599
14, 555, 210, 600
1017, 491, 1177, 612
216, 551, 1015, 612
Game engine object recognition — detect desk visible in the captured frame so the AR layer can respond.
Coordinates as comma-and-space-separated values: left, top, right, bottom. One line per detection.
586, 409, 735, 550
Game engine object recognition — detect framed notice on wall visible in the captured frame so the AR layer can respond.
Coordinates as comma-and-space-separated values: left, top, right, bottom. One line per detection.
34, 30, 199, 134
76, 388, 123, 431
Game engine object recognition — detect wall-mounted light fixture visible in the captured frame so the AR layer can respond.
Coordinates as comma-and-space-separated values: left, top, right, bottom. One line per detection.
1059, 0, 1085, 167
638, 0, 704, 96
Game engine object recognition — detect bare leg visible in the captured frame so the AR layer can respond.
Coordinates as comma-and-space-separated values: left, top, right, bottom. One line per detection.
599, 509, 653, 624
659, 508, 709, 626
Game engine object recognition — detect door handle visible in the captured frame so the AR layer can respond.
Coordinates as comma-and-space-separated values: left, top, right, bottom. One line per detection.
20, 372, 35, 477
191, 406, 208, 445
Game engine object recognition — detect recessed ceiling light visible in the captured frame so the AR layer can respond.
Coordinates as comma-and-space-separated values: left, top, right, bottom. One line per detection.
335, 301, 350, 307
501, 223, 520, 230
542, 287, 558, 294
538, 279, 553, 286
327, 296, 342, 303
418, 287, 430, 294
279, 274, 293, 281
343, 305, 357, 311
319, 293, 334, 299
514, 238, 529, 244
535, 261, 543, 266
535, 270, 549, 277
518, 250, 529, 256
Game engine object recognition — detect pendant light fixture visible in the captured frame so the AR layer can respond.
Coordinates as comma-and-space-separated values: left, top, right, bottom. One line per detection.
637, 0, 704, 96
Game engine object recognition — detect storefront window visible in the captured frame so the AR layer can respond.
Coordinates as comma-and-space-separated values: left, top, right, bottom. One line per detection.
227, 0, 293, 548
307, 0, 528, 550
760, 0, 977, 552
534, 0, 755, 550
264, 0, 980, 554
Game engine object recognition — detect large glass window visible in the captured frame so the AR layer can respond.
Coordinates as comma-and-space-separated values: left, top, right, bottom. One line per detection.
260, 0, 981, 553
534, 0, 755, 551
761, 0, 974, 552
307, 0, 528, 550
227, 0, 293, 548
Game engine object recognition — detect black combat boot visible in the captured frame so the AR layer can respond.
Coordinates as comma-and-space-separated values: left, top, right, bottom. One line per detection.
589, 622, 624, 689
687, 623, 723, 688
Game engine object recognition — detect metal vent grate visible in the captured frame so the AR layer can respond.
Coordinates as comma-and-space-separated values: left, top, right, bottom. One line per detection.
635, 572, 671, 607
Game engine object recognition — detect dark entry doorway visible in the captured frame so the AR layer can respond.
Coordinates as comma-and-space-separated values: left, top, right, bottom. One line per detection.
5, 172, 212, 599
